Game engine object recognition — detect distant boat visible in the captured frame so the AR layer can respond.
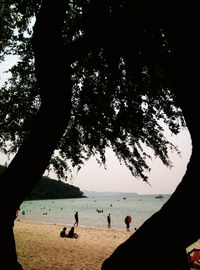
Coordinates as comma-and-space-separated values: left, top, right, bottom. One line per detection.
155, 195, 164, 199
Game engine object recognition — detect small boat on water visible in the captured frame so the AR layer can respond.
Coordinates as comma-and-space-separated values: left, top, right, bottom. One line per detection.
155, 195, 164, 199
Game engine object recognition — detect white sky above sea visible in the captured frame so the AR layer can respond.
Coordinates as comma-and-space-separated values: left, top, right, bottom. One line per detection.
0, 55, 192, 195
72, 128, 192, 194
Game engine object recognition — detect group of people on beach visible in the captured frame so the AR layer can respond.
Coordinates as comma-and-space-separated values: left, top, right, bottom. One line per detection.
74, 209, 133, 231
60, 226, 79, 238
60, 211, 79, 238
60, 210, 134, 239
107, 213, 133, 231
74, 210, 134, 231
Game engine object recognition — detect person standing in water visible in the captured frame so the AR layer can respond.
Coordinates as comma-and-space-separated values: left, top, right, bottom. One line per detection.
124, 215, 132, 231
107, 213, 111, 228
74, 211, 79, 226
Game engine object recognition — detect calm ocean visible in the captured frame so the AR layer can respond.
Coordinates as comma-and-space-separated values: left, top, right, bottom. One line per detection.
18, 194, 171, 230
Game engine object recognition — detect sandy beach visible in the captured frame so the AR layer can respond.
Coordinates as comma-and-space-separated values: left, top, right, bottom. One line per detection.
14, 219, 132, 270
14, 219, 200, 270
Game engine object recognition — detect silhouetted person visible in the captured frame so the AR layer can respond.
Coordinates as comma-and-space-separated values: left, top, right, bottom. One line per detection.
74, 211, 79, 226
124, 215, 132, 231
68, 226, 79, 238
60, 227, 68, 237
107, 213, 111, 228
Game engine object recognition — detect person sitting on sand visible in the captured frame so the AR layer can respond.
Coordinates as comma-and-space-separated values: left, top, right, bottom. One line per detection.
68, 226, 79, 238
60, 227, 68, 237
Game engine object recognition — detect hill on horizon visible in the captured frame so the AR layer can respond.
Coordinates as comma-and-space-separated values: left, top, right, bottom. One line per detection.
0, 164, 85, 200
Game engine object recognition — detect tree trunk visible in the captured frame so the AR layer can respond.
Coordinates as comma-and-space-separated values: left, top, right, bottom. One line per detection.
102, 92, 199, 270
102, 4, 200, 269
102, 144, 199, 269
0, 1, 71, 268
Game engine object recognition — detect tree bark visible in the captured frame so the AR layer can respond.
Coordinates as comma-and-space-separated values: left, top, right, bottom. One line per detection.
0, 1, 71, 268
102, 3, 200, 269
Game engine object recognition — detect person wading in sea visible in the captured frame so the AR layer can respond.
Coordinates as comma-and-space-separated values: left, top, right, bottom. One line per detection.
107, 213, 111, 228
74, 211, 79, 226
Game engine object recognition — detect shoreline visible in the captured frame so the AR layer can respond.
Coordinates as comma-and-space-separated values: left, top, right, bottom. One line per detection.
16, 217, 133, 232
18, 194, 171, 230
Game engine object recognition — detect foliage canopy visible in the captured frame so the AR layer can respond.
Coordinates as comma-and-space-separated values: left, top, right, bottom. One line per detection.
0, 0, 185, 182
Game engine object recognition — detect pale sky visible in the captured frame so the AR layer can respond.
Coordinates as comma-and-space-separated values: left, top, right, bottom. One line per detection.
0, 56, 192, 195
0, 127, 192, 194
69, 127, 192, 194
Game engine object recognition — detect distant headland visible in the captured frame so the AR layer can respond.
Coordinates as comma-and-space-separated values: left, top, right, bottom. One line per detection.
0, 164, 86, 200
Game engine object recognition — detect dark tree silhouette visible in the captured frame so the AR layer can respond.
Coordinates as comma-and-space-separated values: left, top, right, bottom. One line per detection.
102, 1, 200, 269
0, 1, 72, 269
0, 1, 199, 269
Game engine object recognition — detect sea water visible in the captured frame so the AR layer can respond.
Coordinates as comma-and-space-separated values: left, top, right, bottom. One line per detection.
18, 194, 171, 230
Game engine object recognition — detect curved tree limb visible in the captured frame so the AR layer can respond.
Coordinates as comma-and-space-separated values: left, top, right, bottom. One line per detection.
0, 1, 72, 268
102, 2, 200, 269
